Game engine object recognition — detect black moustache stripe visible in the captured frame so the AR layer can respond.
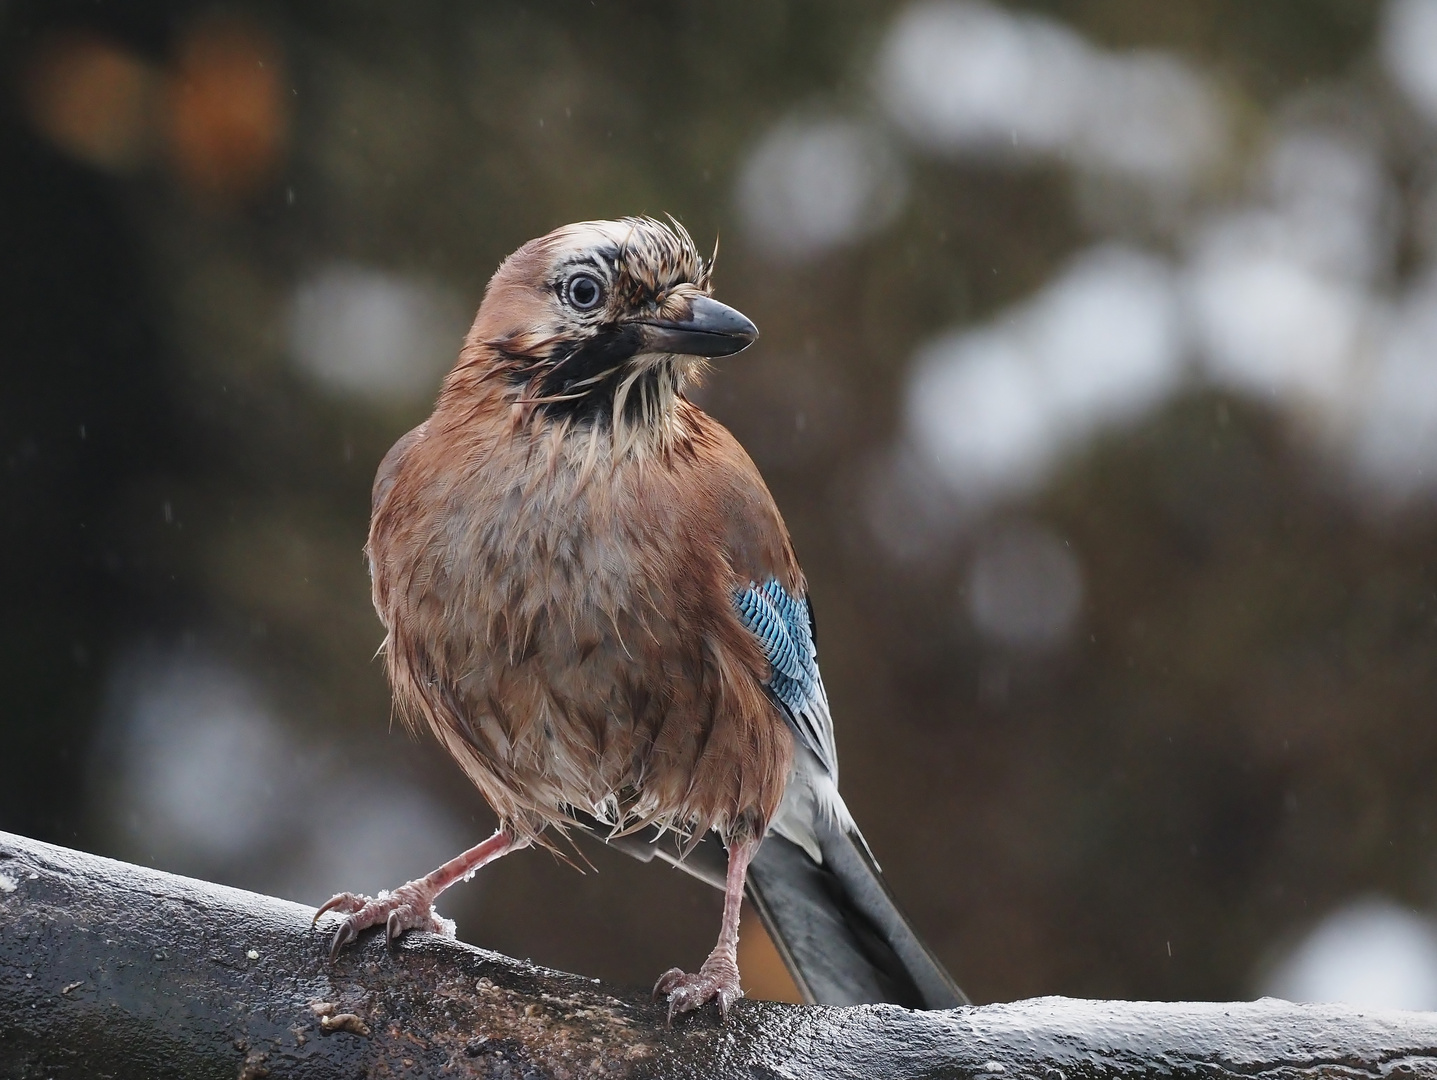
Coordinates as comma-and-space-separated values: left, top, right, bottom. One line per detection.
536, 325, 645, 398
520, 325, 661, 426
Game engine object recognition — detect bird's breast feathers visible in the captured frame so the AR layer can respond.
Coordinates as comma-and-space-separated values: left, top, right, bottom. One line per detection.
369, 403, 801, 837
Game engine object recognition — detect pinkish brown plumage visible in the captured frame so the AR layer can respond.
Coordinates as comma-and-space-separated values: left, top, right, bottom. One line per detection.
372, 384, 798, 843
316, 218, 965, 1019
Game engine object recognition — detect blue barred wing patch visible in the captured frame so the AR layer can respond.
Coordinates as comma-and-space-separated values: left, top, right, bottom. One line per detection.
732, 578, 837, 779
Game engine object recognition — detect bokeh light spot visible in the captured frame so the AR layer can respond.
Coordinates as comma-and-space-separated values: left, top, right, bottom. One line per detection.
22, 34, 158, 173
167, 14, 288, 206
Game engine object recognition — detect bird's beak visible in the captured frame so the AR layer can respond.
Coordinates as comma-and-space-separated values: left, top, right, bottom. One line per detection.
635, 295, 759, 358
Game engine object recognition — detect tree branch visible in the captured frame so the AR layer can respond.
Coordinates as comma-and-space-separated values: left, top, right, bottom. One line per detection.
1, 830, 1434, 1079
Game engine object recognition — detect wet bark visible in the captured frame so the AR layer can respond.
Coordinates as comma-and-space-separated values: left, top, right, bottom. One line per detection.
1, 830, 1434, 1079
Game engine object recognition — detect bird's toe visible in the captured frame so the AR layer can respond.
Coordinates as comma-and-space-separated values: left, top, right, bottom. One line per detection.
652, 967, 686, 999
312, 891, 367, 926
654, 958, 743, 1023
314, 881, 448, 958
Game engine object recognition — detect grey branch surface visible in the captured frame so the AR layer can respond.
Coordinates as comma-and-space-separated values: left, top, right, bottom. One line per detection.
2, 832, 1436, 1079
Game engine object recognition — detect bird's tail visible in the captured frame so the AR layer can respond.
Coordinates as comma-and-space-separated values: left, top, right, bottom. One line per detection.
745, 815, 967, 1008
584, 811, 966, 1008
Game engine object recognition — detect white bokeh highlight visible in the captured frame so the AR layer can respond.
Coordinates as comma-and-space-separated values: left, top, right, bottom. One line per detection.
96, 650, 472, 908
1382, 0, 1437, 124
908, 327, 1054, 500
289, 264, 469, 403
877, 0, 1088, 158
892, 107, 1437, 524
1260, 896, 1437, 1010
282, 771, 473, 907
906, 245, 1185, 503
740, 0, 1437, 519
1260, 131, 1394, 283
1186, 216, 1372, 412
966, 522, 1084, 648
876, 0, 1226, 187
1186, 129, 1392, 419
736, 116, 908, 259
109, 656, 294, 863
1350, 271, 1437, 498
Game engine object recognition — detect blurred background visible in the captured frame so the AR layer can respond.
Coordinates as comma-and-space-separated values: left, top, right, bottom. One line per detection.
4, 0, 1437, 1010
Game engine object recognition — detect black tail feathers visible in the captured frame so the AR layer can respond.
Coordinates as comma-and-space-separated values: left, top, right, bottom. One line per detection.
580, 812, 966, 1009
746, 818, 967, 1008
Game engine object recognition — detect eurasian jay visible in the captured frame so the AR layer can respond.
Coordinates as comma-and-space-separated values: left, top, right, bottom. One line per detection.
316, 217, 966, 1018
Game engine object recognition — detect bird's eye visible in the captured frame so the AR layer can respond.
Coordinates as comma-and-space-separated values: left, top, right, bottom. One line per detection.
566, 273, 604, 311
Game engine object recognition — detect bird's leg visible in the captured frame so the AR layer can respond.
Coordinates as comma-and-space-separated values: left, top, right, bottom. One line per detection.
654, 834, 757, 1021
313, 828, 525, 959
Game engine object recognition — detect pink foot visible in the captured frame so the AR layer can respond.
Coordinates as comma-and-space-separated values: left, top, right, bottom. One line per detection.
313, 881, 453, 959
653, 953, 743, 1022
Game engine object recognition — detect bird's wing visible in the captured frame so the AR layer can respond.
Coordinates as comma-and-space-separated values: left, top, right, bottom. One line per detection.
372, 421, 427, 514
732, 578, 838, 781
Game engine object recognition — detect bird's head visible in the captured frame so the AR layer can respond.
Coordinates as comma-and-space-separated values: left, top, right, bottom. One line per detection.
452, 217, 757, 439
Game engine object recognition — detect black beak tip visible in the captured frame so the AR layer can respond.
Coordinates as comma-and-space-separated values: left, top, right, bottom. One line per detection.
639, 295, 759, 358
691, 294, 758, 342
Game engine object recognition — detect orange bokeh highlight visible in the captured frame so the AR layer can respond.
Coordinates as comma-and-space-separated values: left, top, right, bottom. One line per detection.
19, 14, 289, 208
22, 34, 159, 173
167, 15, 288, 205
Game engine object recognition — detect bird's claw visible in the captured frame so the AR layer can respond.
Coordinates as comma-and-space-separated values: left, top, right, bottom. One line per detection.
328, 917, 359, 959
653, 954, 743, 1023
312, 882, 453, 959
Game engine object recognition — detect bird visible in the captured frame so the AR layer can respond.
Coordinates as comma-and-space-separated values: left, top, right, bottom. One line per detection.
314, 216, 967, 1019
